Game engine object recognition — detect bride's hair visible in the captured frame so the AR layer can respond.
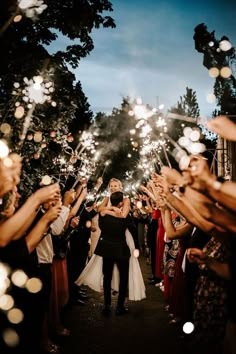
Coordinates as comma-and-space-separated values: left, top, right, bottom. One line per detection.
108, 178, 123, 190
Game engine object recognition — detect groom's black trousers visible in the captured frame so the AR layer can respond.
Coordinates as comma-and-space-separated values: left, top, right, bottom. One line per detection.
102, 257, 129, 308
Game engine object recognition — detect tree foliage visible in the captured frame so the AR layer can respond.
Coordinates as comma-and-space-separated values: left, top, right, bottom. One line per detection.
0, 0, 115, 198
193, 23, 236, 114
168, 87, 199, 140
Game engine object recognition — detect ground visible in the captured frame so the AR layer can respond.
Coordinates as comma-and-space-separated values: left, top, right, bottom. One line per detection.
60, 256, 193, 354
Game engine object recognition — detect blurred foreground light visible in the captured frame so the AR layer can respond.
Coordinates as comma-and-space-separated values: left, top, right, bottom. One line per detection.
133, 249, 140, 258
41, 175, 52, 186
130, 129, 136, 135
0, 123, 11, 135
136, 97, 142, 105
0, 294, 15, 311
219, 40, 232, 52
14, 106, 25, 119
209, 67, 219, 78
2, 328, 19, 347
0, 263, 10, 294
25, 278, 42, 293
158, 104, 165, 110
86, 221, 92, 228
220, 67, 232, 79
183, 127, 192, 138
188, 142, 206, 155
179, 155, 190, 171
0, 140, 9, 158
189, 129, 200, 142
136, 201, 142, 209
133, 105, 147, 120
18, 0, 35, 9
7, 308, 24, 324
3, 158, 13, 168
34, 132, 43, 143
183, 322, 194, 334
11, 270, 28, 288
13, 14, 22, 22
128, 110, 134, 116
206, 93, 216, 104
178, 136, 189, 148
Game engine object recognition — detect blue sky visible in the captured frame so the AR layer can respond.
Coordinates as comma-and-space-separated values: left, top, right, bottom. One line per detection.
55, 0, 236, 117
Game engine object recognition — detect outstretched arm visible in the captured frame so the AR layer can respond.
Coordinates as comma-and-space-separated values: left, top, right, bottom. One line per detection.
0, 183, 60, 247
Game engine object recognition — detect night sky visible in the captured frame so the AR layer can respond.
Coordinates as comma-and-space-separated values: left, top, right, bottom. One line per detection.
51, 0, 236, 116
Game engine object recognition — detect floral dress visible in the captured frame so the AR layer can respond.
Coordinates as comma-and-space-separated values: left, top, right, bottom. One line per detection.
193, 237, 228, 353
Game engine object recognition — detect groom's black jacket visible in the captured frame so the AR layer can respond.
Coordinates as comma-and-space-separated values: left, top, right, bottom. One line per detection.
95, 214, 130, 259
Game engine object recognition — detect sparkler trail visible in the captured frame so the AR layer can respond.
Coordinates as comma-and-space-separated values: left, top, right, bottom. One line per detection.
161, 143, 172, 168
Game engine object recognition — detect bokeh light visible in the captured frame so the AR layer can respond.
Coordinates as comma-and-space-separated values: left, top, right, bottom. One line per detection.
183, 322, 194, 334
11, 270, 28, 288
2, 328, 19, 347
206, 93, 216, 104
220, 67, 232, 79
0, 140, 9, 158
208, 67, 219, 78
25, 278, 43, 293
0, 294, 15, 311
219, 40, 232, 51
7, 308, 24, 324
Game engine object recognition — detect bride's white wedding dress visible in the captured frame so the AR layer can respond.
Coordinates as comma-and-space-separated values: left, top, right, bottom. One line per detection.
75, 228, 146, 301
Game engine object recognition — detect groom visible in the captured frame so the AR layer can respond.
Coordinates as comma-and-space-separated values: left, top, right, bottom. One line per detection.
95, 191, 130, 316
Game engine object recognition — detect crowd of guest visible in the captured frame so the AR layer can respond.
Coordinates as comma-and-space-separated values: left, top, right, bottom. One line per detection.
134, 115, 236, 354
0, 151, 104, 354
0, 114, 236, 354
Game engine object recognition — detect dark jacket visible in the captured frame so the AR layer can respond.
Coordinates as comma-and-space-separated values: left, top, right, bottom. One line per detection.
95, 214, 130, 259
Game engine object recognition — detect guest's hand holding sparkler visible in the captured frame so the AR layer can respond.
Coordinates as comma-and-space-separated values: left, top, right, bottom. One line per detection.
34, 183, 61, 205
70, 216, 80, 228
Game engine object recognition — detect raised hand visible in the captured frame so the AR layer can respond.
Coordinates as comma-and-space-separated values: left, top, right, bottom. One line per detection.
70, 216, 80, 228
207, 115, 236, 141
187, 155, 213, 191
63, 189, 76, 206
34, 183, 61, 205
43, 202, 62, 223
161, 166, 183, 186
187, 248, 207, 264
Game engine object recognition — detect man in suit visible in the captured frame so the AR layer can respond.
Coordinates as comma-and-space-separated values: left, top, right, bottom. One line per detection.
95, 191, 130, 316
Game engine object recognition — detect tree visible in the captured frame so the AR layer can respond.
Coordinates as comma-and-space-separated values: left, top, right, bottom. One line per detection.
0, 0, 116, 198
193, 23, 236, 114
168, 87, 200, 140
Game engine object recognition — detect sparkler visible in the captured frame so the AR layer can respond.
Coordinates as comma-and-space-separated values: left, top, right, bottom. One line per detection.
101, 160, 111, 178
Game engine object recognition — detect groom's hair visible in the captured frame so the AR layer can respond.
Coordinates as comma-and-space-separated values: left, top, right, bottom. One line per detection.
110, 191, 124, 206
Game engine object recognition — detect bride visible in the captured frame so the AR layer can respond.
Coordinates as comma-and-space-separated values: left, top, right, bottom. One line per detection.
75, 178, 146, 301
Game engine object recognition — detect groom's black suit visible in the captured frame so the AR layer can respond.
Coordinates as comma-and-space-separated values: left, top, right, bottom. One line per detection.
95, 214, 130, 310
